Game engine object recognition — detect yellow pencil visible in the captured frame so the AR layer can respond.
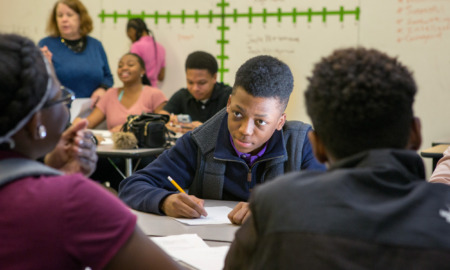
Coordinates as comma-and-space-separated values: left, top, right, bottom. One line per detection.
167, 176, 186, 193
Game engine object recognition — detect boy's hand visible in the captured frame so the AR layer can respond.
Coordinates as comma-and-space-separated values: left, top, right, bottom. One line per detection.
228, 202, 251, 225
161, 193, 208, 218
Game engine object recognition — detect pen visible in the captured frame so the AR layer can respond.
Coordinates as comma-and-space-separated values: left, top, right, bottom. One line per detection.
167, 176, 186, 193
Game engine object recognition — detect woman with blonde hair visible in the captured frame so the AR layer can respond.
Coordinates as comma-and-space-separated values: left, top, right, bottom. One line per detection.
39, 0, 113, 104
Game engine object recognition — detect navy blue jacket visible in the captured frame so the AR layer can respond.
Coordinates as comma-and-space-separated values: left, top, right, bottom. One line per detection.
119, 109, 325, 214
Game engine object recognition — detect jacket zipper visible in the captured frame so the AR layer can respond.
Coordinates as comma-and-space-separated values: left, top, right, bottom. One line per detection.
214, 154, 285, 186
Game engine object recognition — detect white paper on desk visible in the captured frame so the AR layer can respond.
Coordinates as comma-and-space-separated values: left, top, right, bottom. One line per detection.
174, 206, 233, 225
90, 129, 111, 138
150, 234, 229, 270
150, 234, 208, 258
90, 130, 113, 145
176, 246, 229, 270
99, 138, 113, 145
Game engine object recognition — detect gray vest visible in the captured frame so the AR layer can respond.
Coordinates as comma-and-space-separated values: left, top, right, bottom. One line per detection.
0, 158, 62, 188
189, 108, 311, 199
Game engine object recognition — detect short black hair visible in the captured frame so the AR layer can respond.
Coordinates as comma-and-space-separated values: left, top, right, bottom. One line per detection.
185, 51, 218, 76
233, 55, 293, 110
305, 47, 417, 159
0, 34, 48, 138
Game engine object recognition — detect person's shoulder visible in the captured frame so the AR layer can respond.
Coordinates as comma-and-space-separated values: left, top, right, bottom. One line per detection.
281, 121, 312, 143
283, 120, 311, 133
86, 36, 100, 43
172, 88, 191, 98
38, 36, 58, 45
50, 173, 97, 189
86, 36, 104, 48
39, 36, 52, 43
252, 170, 324, 204
16, 173, 93, 199
192, 108, 226, 134
143, 85, 163, 93
59, 174, 133, 211
156, 41, 166, 51
96, 88, 117, 106
103, 87, 119, 97
284, 120, 310, 128
175, 87, 189, 93
212, 82, 232, 99
215, 82, 232, 91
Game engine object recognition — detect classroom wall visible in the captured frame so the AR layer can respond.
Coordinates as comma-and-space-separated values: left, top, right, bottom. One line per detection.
1, 0, 449, 177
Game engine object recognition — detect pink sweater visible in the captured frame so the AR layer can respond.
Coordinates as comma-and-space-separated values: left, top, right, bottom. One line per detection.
131, 36, 166, 88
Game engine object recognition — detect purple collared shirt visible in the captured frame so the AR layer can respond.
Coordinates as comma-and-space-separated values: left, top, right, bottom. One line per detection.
229, 134, 268, 167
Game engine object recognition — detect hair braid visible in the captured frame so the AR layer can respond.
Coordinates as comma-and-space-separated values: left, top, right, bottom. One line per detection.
0, 34, 48, 136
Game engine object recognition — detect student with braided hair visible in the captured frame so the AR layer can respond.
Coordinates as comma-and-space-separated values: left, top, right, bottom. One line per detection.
127, 18, 166, 88
0, 33, 181, 270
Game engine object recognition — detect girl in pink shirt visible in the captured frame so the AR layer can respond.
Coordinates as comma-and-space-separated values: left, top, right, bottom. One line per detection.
127, 18, 166, 88
76, 53, 168, 131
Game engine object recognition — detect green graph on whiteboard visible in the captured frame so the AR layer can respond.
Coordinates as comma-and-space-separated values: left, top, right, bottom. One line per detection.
98, 0, 360, 81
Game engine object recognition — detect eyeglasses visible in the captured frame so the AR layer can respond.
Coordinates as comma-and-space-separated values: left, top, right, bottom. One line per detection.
43, 86, 75, 108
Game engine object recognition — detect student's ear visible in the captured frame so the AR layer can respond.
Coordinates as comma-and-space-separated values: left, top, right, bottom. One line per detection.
406, 116, 422, 151
212, 73, 217, 83
226, 95, 232, 113
308, 130, 329, 164
25, 112, 43, 140
276, 113, 286, 131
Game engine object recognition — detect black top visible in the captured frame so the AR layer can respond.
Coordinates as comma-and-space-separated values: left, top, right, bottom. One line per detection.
225, 149, 450, 269
163, 82, 232, 123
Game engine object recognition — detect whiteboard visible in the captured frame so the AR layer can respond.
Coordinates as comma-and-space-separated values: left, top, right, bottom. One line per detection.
1, 0, 449, 177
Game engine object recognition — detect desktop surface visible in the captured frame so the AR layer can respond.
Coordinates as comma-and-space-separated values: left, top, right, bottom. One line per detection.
132, 200, 239, 243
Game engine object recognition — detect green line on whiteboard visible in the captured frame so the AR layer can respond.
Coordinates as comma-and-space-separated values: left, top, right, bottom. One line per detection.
98, 3, 360, 81
217, 0, 229, 82
292, 8, 297, 23
98, 6, 360, 24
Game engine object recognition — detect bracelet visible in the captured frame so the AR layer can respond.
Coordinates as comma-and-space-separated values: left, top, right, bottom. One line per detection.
91, 135, 98, 146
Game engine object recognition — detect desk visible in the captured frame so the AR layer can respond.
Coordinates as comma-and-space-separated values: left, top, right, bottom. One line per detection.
92, 129, 167, 177
97, 143, 166, 177
420, 144, 450, 171
132, 200, 239, 246
431, 138, 450, 146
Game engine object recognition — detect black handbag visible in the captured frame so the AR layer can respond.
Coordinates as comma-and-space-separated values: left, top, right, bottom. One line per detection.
121, 113, 171, 148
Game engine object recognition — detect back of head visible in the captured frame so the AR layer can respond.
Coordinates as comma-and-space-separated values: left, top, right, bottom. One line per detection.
127, 18, 150, 40
305, 47, 417, 159
185, 51, 218, 76
47, 0, 93, 37
233, 55, 293, 110
0, 34, 48, 147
